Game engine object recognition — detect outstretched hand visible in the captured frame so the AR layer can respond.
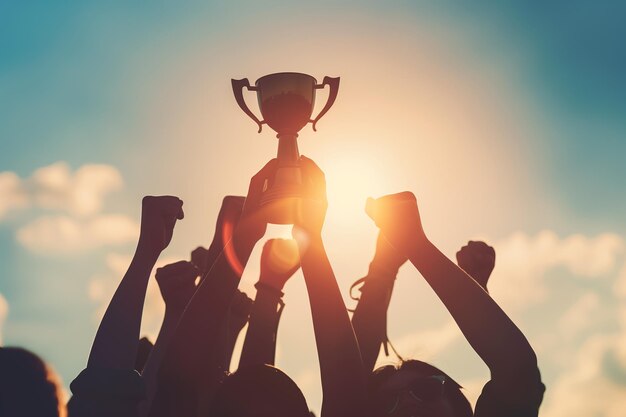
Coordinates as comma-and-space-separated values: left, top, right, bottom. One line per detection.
138, 196, 184, 255
156, 261, 200, 313
259, 238, 300, 291
365, 192, 427, 254
232, 160, 279, 256
456, 241, 495, 291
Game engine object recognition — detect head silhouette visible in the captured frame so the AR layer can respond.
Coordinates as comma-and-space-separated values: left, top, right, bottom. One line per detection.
0, 347, 66, 417
210, 364, 309, 417
370, 360, 472, 417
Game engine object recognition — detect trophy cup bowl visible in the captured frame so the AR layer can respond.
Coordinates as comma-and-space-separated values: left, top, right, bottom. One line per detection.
232, 72, 339, 224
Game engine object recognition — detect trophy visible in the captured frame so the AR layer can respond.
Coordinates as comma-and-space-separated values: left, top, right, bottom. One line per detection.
232, 72, 340, 224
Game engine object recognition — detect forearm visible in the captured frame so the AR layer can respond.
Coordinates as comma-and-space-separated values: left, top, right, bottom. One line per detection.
299, 235, 367, 415
239, 286, 283, 368
157, 237, 256, 410
408, 239, 538, 377
162, 255, 237, 377
351, 267, 396, 372
88, 245, 159, 369
139, 310, 181, 417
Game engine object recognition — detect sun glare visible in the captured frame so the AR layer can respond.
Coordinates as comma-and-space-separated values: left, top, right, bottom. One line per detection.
322, 152, 393, 227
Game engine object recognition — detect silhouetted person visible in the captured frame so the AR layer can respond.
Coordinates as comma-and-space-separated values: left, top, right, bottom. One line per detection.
0, 346, 67, 417
354, 192, 544, 417
287, 156, 369, 417
70, 195, 184, 417
155, 163, 281, 417
210, 364, 310, 417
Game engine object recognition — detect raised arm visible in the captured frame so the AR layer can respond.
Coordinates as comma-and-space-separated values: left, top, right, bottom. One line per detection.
70, 196, 183, 417
351, 238, 494, 373
87, 196, 184, 370
156, 161, 276, 416
366, 192, 540, 385
239, 238, 299, 369
293, 157, 368, 417
350, 232, 406, 372
139, 261, 199, 417
191, 247, 253, 371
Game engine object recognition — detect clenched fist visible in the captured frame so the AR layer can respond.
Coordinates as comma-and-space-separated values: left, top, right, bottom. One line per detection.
456, 241, 495, 291
156, 261, 200, 312
139, 196, 184, 255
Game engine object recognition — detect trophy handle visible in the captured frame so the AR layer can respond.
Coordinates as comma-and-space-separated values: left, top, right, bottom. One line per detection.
231, 78, 264, 133
311, 76, 340, 131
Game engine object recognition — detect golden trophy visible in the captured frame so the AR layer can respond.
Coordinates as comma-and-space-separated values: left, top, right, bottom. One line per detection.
232, 72, 339, 224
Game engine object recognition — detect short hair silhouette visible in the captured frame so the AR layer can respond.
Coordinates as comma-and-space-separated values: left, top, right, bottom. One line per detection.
0, 346, 66, 417
210, 364, 310, 417
370, 359, 472, 417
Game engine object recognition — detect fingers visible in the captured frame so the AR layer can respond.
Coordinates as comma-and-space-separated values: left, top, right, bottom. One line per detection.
220, 195, 245, 214
253, 158, 279, 181
299, 155, 326, 200
190, 246, 209, 269
156, 261, 200, 290
143, 195, 184, 219
243, 159, 278, 213
365, 192, 417, 222
458, 241, 496, 259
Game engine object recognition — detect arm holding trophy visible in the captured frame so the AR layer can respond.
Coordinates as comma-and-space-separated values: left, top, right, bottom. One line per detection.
293, 157, 369, 417
155, 163, 276, 417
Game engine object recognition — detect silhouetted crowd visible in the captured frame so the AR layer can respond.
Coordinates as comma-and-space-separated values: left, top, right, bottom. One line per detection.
0, 158, 544, 417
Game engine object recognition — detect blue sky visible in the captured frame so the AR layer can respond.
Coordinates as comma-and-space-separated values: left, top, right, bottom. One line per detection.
1, 1, 626, 415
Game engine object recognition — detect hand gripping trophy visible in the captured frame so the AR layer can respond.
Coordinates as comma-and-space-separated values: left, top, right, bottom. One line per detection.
232, 72, 339, 224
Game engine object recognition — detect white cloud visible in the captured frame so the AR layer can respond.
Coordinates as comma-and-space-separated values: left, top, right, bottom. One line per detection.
0, 293, 8, 345
30, 162, 123, 216
0, 162, 123, 221
16, 214, 139, 254
558, 292, 602, 340
0, 172, 29, 220
489, 232, 626, 417
612, 263, 626, 299
540, 331, 626, 417
489, 231, 624, 310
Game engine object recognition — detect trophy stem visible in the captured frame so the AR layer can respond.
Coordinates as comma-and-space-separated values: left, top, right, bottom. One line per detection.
276, 133, 300, 167
259, 133, 302, 224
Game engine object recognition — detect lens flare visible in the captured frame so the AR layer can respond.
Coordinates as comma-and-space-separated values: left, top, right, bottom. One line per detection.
262, 238, 300, 276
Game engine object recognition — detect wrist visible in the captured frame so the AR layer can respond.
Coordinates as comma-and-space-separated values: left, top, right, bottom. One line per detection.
406, 237, 434, 269
255, 281, 285, 298
367, 261, 400, 280
134, 241, 160, 265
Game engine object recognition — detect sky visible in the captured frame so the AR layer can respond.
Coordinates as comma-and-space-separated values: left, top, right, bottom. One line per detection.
1, 1, 626, 415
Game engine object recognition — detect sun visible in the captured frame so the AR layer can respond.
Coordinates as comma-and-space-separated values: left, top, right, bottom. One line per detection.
322, 151, 393, 228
